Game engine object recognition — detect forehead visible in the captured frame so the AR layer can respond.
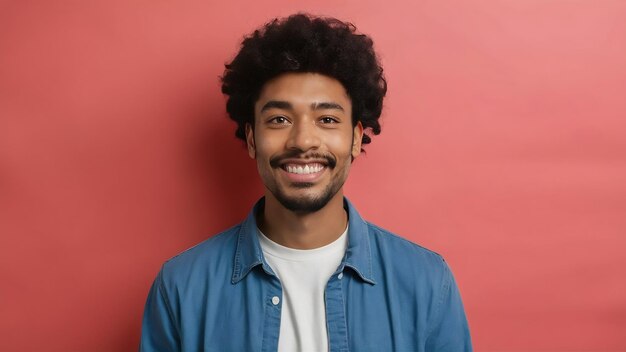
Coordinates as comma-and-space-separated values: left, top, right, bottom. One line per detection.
255, 72, 351, 111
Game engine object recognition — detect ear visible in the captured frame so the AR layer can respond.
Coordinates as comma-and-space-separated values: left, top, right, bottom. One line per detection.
245, 122, 256, 159
351, 121, 364, 159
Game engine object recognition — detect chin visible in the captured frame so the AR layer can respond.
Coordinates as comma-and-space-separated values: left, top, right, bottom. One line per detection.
274, 190, 336, 213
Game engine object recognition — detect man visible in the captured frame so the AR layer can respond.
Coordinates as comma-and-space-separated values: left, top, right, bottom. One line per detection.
140, 13, 472, 352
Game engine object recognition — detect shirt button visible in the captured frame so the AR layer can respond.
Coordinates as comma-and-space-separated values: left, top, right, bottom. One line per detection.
271, 296, 280, 305
338, 273, 344, 279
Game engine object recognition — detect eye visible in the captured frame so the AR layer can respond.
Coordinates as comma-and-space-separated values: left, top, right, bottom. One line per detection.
320, 116, 339, 124
269, 116, 289, 124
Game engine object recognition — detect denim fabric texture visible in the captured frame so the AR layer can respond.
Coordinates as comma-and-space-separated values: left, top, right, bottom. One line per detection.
140, 196, 472, 352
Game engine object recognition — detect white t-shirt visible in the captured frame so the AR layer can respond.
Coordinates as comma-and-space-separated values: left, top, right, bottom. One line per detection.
257, 224, 349, 352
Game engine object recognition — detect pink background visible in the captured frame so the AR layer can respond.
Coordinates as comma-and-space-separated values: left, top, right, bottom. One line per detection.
1, 1, 625, 351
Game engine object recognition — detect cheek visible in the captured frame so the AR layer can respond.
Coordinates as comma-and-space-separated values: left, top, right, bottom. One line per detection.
253, 132, 282, 156
325, 130, 354, 152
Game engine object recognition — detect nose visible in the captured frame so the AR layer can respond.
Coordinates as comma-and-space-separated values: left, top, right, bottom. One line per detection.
285, 118, 321, 151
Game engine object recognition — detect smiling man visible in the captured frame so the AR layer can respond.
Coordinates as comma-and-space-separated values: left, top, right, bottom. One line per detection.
249, 73, 359, 250
140, 13, 472, 352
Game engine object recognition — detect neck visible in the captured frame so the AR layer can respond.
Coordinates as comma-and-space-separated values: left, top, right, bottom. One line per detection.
257, 190, 348, 250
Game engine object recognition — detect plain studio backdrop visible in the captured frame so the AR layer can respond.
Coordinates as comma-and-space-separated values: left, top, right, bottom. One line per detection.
1, 1, 625, 351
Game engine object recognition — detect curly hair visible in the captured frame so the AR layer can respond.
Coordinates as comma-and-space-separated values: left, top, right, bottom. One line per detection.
220, 13, 387, 151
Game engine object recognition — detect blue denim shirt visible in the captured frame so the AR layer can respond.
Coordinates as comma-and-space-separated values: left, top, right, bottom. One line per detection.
140, 196, 472, 351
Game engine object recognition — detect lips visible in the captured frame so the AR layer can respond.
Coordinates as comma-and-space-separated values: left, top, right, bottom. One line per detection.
282, 163, 325, 174
279, 163, 327, 183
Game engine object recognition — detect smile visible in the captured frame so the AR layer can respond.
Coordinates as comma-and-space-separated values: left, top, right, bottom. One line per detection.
282, 163, 326, 174
279, 163, 327, 183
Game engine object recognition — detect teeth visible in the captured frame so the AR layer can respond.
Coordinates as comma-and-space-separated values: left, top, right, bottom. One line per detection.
284, 164, 324, 174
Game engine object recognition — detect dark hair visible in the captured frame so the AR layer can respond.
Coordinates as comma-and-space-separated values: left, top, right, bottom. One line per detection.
220, 13, 387, 151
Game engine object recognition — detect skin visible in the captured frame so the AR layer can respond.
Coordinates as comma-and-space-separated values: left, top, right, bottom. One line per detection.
245, 72, 364, 249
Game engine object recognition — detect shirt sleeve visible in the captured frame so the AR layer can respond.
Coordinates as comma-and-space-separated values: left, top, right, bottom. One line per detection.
425, 260, 473, 352
140, 268, 180, 352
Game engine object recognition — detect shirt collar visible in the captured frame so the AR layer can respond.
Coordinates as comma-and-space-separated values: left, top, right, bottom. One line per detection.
231, 196, 376, 285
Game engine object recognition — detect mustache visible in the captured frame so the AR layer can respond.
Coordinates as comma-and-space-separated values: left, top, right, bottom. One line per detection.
270, 151, 337, 169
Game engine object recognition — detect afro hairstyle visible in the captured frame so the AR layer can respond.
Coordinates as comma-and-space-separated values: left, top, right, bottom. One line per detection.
220, 13, 387, 151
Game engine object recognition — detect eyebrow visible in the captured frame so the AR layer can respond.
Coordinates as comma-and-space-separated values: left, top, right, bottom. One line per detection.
312, 102, 344, 111
260, 100, 345, 113
260, 100, 292, 112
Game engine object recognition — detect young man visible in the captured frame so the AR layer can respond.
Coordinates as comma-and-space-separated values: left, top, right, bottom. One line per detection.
140, 13, 472, 352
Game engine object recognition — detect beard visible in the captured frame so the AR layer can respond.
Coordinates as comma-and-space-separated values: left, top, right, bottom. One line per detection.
269, 178, 343, 213
262, 132, 354, 213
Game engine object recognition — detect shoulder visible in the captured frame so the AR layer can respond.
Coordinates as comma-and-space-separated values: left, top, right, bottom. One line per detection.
365, 222, 449, 279
159, 224, 241, 286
